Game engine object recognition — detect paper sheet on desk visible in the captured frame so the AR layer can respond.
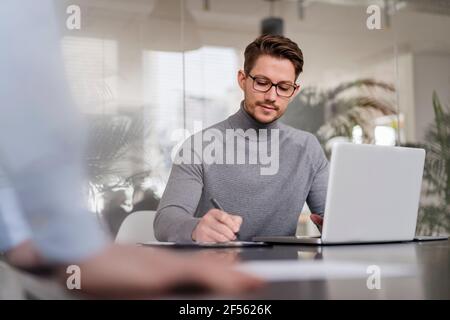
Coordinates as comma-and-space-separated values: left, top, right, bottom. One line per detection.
235, 260, 417, 281
139, 241, 269, 248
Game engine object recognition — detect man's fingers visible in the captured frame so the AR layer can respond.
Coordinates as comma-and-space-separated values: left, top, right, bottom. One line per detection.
202, 270, 264, 294
194, 209, 242, 244
230, 215, 243, 229
211, 209, 240, 233
310, 214, 323, 226
310, 214, 323, 233
198, 233, 214, 243
209, 221, 236, 241
203, 227, 231, 243
189, 262, 265, 294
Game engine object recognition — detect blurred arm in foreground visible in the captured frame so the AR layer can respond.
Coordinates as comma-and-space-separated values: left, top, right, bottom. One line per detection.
0, 0, 262, 298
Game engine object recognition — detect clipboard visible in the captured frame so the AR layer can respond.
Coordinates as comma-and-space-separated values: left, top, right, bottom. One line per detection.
139, 241, 270, 248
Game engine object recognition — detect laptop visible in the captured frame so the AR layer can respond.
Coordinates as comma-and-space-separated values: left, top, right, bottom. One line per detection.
253, 143, 432, 245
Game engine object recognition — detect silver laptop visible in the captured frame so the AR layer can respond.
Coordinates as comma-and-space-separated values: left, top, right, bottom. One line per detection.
253, 143, 427, 245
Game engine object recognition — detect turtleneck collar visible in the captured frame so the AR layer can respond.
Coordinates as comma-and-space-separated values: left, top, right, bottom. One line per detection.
228, 100, 280, 132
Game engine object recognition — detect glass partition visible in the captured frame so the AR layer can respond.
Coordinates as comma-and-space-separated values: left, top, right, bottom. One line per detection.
50, 0, 449, 237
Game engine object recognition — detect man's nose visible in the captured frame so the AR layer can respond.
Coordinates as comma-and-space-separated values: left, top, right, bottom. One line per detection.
264, 85, 277, 101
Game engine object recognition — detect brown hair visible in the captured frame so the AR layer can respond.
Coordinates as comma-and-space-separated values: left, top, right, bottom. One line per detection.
244, 34, 304, 80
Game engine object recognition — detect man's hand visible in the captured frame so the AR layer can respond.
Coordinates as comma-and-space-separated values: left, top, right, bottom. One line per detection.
192, 209, 242, 243
5, 242, 263, 298
310, 213, 324, 233
66, 244, 263, 298
5, 240, 43, 269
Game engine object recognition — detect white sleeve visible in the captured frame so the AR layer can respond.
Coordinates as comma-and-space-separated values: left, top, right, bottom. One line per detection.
0, 187, 31, 253
0, 0, 108, 262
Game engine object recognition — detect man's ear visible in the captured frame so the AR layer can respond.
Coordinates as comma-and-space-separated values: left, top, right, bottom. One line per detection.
237, 70, 246, 91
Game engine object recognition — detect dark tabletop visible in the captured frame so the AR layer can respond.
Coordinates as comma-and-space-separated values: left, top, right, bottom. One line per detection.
178, 239, 450, 299
1, 240, 448, 299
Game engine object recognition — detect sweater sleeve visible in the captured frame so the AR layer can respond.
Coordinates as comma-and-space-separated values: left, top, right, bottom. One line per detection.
306, 135, 330, 216
153, 135, 204, 242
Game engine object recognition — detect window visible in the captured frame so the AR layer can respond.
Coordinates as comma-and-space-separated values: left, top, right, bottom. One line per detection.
61, 36, 118, 114
143, 46, 240, 194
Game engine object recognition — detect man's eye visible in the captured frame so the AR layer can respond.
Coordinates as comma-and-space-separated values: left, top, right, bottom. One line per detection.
256, 79, 270, 86
278, 85, 291, 91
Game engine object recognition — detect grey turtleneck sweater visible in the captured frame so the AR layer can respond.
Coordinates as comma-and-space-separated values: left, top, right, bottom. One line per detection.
154, 102, 329, 242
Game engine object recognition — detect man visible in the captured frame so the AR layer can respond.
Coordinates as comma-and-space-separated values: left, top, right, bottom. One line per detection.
154, 34, 327, 243
0, 0, 262, 298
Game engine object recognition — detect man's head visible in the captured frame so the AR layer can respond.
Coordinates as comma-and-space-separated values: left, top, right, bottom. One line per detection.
238, 34, 304, 124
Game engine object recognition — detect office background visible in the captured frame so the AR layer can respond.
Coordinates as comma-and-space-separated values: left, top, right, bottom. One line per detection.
44, 0, 450, 237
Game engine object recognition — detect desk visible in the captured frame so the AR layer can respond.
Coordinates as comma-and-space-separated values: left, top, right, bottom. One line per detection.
227, 240, 450, 299
1, 240, 448, 299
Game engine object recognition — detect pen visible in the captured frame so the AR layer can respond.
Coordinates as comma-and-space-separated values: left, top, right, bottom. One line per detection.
210, 198, 240, 240
210, 197, 224, 211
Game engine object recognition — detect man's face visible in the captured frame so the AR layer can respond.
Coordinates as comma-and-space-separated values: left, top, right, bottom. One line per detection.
238, 54, 300, 124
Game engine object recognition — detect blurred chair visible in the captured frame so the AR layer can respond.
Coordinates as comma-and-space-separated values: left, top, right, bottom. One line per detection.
115, 211, 158, 244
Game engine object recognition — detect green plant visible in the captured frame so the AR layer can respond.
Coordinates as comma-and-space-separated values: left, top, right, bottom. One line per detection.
85, 110, 155, 216
415, 92, 450, 235
86, 113, 144, 186
315, 79, 397, 147
284, 78, 397, 157
285, 78, 397, 150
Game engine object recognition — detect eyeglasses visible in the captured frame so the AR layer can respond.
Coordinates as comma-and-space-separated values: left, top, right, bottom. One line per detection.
247, 74, 298, 98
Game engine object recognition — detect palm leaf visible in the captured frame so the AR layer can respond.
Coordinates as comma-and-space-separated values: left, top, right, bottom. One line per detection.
315, 78, 397, 145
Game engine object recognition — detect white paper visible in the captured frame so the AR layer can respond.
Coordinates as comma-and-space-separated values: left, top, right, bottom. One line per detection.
235, 260, 416, 281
